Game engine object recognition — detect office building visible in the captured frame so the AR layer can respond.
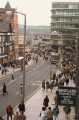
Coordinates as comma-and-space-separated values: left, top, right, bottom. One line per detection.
51, 2, 79, 52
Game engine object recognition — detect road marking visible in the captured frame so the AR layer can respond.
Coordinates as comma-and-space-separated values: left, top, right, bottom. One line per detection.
31, 81, 41, 86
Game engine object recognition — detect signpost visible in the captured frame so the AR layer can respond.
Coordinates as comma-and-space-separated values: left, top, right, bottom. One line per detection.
58, 87, 77, 106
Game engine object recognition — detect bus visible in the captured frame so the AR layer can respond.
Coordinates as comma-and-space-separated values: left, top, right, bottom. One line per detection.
50, 52, 59, 65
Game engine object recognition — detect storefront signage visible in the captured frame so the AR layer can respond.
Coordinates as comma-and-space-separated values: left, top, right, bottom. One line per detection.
58, 87, 77, 106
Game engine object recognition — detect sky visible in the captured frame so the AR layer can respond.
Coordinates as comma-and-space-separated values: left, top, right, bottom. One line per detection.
0, 0, 79, 26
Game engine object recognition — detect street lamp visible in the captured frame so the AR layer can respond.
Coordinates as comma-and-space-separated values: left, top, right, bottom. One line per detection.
6, 10, 26, 102
17, 12, 26, 103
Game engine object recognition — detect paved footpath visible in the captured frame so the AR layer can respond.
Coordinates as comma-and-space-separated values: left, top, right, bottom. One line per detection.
19, 79, 76, 120
22, 89, 75, 120
7, 79, 75, 120
0, 60, 33, 80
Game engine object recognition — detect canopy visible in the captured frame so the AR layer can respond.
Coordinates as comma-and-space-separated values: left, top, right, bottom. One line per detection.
16, 56, 24, 60
0, 54, 7, 59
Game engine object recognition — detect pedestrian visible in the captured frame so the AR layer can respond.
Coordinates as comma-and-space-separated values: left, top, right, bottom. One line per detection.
36, 56, 38, 63
40, 106, 47, 120
43, 95, 49, 108
46, 81, 50, 90
12, 73, 14, 80
0, 64, 2, 70
49, 80, 54, 92
2, 83, 8, 96
13, 111, 19, 120
42, 80, 45, 90
18, 113, 26, 120
53, 105, 59, 120
47, 107, 53, 120
65, 78, 69, 86
54, 91, 59, 105
6, 105, 13, 120
1, 67, 4, 75
18, 101, 25, 115
0, 116, 4, 120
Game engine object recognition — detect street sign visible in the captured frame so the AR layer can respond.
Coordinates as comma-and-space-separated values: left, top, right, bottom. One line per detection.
58, 87, 77, 106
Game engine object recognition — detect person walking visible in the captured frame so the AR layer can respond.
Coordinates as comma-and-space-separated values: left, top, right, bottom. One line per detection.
10, 66, 14, 80
43, 95, 49, 108
6, 105, 13, 120
18, 113, 26, 120
2, 83, 8, 96
54, 91, 59, 106
46, 81, 50, 91
36, 56, 38, 63
49, 80, 54, 92
11, 73, 14, 80
42, 80, 45, 90
53, 105, 59, 120
13, 112, 19, 120
47, 107, 53, 120
65, 78, 69, 86
40, 106, 47, 120
18, 101, 25, 115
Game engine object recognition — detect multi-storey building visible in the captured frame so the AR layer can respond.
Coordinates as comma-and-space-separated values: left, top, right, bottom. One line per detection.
51, 2, 79, 55
0, 2, 18, 63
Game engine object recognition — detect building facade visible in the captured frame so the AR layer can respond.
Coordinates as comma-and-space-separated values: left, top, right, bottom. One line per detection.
0, 2, 18, 63
51, 2, 79, 48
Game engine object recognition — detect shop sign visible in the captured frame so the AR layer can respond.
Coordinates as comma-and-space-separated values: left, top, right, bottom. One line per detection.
58, 87, 77, 106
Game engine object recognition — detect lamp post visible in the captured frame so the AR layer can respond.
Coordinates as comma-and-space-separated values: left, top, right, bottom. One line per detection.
16, 11, 26, 102
6, 10, 26, 102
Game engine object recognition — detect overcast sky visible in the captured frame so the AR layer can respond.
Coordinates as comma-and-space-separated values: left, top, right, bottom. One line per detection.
0, 0, 79, 26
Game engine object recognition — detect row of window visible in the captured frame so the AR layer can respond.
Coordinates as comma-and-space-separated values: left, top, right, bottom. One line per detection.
0, 46, 13, 53
52, 25, 79, 29
52, 18, 79, 22
52, 3, 79, 9
52, 11, 79, 15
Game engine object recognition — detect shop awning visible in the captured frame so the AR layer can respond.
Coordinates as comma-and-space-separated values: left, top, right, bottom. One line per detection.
16, 56, 24, 60
0, 54, 7, 59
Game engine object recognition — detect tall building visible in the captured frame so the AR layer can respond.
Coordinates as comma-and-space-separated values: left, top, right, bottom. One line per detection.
0, 2, 18, 63
51, 2, 79, 53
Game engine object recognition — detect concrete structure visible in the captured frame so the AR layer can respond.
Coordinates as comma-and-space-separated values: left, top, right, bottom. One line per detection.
51, 2, 79, 49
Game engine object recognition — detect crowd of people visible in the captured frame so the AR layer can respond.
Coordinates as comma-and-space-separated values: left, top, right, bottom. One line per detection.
0, 51, 77, 120
42, 67, 76, 92
0, 101, 26, 120
40, 94, 59, 120
40, 64, 76, 120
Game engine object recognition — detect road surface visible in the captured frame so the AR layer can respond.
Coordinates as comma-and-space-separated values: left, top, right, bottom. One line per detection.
0, 58, 58, 116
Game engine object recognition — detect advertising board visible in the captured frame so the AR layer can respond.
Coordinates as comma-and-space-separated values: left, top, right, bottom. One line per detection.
58, 87, 77, 106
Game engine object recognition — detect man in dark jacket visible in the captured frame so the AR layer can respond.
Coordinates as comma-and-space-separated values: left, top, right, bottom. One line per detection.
3, 83, 8, 96
43, 95, 49, 108
42, 80, 45, 90
6, 105, 13, 120
18, 101, 25, 115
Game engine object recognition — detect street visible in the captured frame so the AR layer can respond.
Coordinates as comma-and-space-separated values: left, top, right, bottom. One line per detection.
0, 58, 58, 116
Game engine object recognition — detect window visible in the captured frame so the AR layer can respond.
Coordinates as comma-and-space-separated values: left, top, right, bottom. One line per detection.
69, 4, 78, 9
